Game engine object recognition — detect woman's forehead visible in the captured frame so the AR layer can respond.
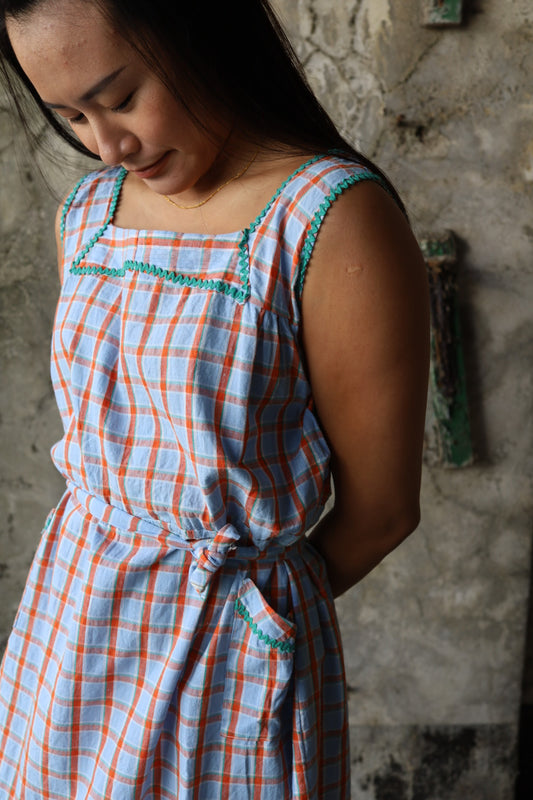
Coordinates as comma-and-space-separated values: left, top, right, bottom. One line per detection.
7, 0, 131, 97
7, 0, 119, 58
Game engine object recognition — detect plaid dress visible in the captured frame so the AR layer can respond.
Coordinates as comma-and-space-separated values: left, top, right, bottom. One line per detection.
0, 154, 383, 799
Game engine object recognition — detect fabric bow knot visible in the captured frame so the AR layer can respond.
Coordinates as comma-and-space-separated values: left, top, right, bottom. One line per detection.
189, 523, 242, 594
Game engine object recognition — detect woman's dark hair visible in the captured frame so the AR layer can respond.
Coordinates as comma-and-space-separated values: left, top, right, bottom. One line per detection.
0, 0, 404, 207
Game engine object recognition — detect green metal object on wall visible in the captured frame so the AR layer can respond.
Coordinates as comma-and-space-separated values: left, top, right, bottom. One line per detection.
422, 0, 463, 27
420, 231, 473, 468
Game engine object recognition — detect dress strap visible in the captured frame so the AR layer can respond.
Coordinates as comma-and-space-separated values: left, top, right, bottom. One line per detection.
246, 153, 390, 321
59, 166, 126, 269
295, 162, 391, 301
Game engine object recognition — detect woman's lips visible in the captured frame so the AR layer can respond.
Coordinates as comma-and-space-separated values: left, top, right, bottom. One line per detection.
128, 152, 171, 179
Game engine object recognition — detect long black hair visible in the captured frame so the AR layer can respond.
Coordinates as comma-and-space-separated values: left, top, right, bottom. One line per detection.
0, 0, 403, 206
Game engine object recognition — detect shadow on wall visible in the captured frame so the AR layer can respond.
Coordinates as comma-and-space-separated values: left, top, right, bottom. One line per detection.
351, 724, 516, 798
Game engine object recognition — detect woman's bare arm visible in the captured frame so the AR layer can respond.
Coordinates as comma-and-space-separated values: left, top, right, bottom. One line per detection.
302, 181, 430, 598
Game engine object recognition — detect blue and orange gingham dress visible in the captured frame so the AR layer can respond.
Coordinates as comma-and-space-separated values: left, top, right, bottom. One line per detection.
0, 154, 383, 799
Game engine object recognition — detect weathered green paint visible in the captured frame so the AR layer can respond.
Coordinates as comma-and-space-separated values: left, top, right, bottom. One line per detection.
420, 231, 473, 468
422, 0, 463, 27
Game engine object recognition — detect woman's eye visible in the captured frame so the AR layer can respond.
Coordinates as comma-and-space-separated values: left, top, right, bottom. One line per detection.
111, 92, 134, 113
62, 91, 134, 125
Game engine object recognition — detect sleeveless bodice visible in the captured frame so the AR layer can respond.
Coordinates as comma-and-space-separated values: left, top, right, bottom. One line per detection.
52, 155, 382, 548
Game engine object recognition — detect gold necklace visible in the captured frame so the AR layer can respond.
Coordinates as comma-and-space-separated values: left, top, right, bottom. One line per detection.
164, 150, 259, 210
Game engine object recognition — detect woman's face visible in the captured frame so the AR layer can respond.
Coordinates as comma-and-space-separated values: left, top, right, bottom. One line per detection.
7, 0, 227, 195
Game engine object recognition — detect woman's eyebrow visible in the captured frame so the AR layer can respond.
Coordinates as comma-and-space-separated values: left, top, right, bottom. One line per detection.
43, 66, 127, 109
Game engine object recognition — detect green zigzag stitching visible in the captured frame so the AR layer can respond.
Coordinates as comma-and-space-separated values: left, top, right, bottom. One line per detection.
69, 167, 250, 303
248, 154, 324, 234
125, 259, 248, 301
70, 257, 249, 303
60, 174, 87, 244
237, 228, 251, 300
296, 170, 390, 299
234, 598, 295, 653
67, 155, 337, 298
71, 167, 128, 269
70, 264, 126, 277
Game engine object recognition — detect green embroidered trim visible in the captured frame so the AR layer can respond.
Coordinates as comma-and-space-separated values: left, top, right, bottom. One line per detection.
70, 264, 126, 278
69, 167, 250, 303
296, 170, 390, 299
125, 260, 248, 301
71, 168, 127, 269
234, 598, 295, 653
60, 174, 86, 244
236, 229, 251, 301
66, 156, 331, 300
70, 258, 249, 302
248, 154, 324, 234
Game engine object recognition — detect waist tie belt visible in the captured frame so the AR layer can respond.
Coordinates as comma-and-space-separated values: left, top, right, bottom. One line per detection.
67, 483, 296, 595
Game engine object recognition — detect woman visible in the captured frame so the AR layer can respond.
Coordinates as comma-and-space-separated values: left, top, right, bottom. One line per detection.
0, 0, 430, 797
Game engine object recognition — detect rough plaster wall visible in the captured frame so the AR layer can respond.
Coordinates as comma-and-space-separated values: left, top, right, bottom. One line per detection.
0, 104, 95, 646
0, 1, 532, 798
1, 127, 62, 648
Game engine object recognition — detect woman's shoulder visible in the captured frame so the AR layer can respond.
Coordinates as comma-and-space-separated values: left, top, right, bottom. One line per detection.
289, 151, 388, 190
266, 151, 394, 224
277, 151, 413, 304
301, 151, 380, 177
257, 150, 397, 246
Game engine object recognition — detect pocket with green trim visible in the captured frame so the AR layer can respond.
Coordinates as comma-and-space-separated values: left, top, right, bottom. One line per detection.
220, 577, 296, 742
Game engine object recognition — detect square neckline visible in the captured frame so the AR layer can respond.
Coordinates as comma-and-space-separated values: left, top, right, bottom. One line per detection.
106, 154, 326, 242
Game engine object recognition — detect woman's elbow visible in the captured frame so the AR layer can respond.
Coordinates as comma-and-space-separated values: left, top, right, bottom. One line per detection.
375, 503, 421, 556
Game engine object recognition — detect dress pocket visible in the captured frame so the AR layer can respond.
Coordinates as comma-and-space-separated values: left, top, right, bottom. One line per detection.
220, 577, 296, 742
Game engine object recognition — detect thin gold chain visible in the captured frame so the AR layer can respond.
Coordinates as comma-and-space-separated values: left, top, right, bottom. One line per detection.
164, 150, 259, 210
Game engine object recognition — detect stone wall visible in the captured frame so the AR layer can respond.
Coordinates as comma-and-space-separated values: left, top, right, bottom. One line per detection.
1, 1, 532, 797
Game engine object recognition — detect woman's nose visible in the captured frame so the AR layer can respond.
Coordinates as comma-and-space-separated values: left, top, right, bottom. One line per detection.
94, 120, 140, 167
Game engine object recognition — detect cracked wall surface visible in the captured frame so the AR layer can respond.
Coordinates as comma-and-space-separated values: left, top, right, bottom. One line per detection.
1, 1, 532, 798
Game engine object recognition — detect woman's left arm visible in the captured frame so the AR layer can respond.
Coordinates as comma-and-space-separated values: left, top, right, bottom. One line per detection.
302, 180, 430, 598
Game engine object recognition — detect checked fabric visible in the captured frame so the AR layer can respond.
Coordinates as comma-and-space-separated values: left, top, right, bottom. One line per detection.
0, 155, 383, 798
